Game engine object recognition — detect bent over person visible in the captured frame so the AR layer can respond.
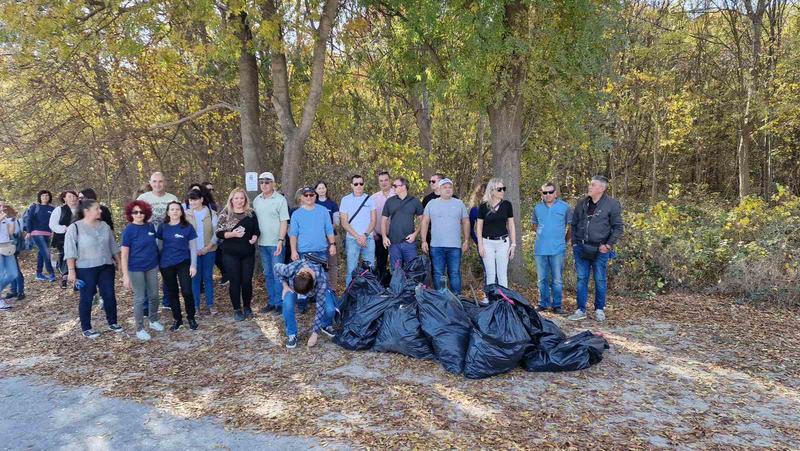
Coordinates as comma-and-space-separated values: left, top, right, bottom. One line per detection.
276, 257, 335, 349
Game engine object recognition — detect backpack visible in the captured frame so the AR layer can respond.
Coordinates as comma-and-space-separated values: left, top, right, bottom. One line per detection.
22, 203, 38, 233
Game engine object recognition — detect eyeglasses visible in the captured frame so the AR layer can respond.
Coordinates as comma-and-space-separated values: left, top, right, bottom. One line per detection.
541, 190, 555, 195
131, 210, 144, 215
352, 182, 364, 186
495, 187, 506, 192
303, 193, 316, 198
429, 180, 437, 184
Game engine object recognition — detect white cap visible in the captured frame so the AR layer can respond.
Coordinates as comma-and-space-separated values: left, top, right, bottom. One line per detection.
438, 178, 453, 187
258, 172, 275, 181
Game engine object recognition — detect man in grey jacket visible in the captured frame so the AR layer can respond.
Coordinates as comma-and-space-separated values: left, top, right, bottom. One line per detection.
568, 176, 624, 322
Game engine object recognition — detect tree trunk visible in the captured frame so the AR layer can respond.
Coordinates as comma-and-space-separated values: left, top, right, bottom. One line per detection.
411, 81, 434, 177
238, 13, 264, 197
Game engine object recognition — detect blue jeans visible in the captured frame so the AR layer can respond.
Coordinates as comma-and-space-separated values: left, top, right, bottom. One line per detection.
388, 241, 417, 271
573, 244, 610, 311
282, 288, 336, 337
345, 235, 375, 286
260, 245, 285, 307
430, 247, 462, 294
75, 264, 118, 331
32, 235, 54, 276
535, 253, 565, 308
12, 254, 24, 295
192, 251, 216, 308
0, 254, 19, 293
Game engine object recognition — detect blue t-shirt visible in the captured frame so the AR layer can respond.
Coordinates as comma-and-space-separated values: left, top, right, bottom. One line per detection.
156, 222, 197, 267
121, 223, 159, 272
26, 204, 56, 233
289, 205, 333, 253
532, 199, 573, 255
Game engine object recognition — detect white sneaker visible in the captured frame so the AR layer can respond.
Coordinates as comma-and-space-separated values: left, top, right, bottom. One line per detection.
149, 321, 165, 332
136, 329, 151, 341
595, 309, 606, 322
0, 300, 11, 310
568, 309, 587, 321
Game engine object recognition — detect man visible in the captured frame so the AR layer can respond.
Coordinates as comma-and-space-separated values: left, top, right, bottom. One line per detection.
137, 172, 179, 309
137, 172, 179, 228
372, 171, 395, 284
253, 172, 289, 314
531, 182, 572, 314
568, 176, 624, 322
275, 257, 336, 349
340, 174, 377, 286
288, 186, 335, 312
422, 173, 446, 208
79, 189, 114, 230
381, 177, 424, 270
420, 179, 469, 294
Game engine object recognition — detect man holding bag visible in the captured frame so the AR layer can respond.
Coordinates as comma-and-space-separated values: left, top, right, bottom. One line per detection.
568, 176, 624, 322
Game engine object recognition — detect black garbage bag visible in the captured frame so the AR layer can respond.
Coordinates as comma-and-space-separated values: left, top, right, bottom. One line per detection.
416, 287, 472, 374
336, 262, 384, 327
522, 330, 609, 372
389, 263, 418, 297
484, 284, 566, 350
459, 297, 484, 321
373, 301, 435, 360
334, 291, 403, 350
463, 298, 532, 379
403, 255, 431, 285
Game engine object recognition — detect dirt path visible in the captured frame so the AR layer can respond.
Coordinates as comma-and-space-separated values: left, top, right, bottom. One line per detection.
1, 259, 798, 448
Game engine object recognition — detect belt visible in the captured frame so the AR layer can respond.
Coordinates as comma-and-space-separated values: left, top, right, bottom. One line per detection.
485, 235, 508, 241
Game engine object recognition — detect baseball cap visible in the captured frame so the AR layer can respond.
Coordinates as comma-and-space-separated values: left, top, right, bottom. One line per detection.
258, 172, 275, 181
301, 186, 315, 194
438, 178, 453, 187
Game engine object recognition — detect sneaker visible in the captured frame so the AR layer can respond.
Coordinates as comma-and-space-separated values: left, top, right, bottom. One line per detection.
188, 318, 198, 330
568, 309, 587, 321
83, 329, 100, 339
243, 308, 253, 319
35, 274, 48, 282
320, 325, 336, 338
307, 332, 319, 348
535, 305, 549, 312
170, 322, 183, 332
47, 274, 57, 282
108, 324, 123, 333
3, 292, 16, 300
0, 300, 11, 310
595, 309, 606, 322
136, 329, 151, 341
149, 321, 165, 332
209, 306, 219, 316
551, 307, 563, 314
233, 310, 245, 322
285, 335, 297, 349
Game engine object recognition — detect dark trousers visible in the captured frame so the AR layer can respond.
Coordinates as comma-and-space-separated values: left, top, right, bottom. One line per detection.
223, 252, 255, 311
160, 260, 195, 323
76, 264, 118, 331
215, 247, 227, 280
375, 234, 390, 285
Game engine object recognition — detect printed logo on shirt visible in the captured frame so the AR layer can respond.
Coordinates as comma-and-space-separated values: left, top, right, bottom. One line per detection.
174, 234, 185, 238
148, 232, 155, 236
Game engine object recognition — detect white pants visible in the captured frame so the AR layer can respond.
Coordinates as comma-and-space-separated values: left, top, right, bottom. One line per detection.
482, 238, 510, 287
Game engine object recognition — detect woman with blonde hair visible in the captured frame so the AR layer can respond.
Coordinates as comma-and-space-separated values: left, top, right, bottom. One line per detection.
215, 188, 260, 321
475, 178, 516, 289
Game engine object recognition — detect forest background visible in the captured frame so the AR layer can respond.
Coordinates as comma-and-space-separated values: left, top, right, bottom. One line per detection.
1, 0, 799, 304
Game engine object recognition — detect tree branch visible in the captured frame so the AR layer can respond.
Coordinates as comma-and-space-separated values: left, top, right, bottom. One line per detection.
147, 103, 239, 130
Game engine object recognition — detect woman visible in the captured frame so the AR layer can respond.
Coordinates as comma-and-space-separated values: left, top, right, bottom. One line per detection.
0, 202, 21, 309
186, 190, 219, 315
24, 190, 56, 282
468, 183, 487, 246
184, 183, 205, 209
120, 200, 165, 341
315, 181, 340, 284
476, 178, 517, 289
216, 188, 260, 321
64, 199, 122, 338
1, 205, 25, 301
157, 201, 199, 331
50, 191, 80, 289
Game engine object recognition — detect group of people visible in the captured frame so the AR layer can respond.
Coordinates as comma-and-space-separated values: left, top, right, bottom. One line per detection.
0, 170, 623, 347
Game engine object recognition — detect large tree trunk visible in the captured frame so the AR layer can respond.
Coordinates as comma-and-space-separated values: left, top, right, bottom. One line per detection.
738, 0, 767, 200
265, 0, 339, 198
238, 13, 264, 197
411, 81, 434, 177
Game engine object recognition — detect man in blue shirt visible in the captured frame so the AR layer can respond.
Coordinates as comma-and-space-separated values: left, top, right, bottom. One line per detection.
531, 182, 572, 314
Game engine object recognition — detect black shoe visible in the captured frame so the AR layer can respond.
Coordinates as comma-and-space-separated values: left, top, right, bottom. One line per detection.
551, 307, 563, 314
259, 305, 276, 314
536, 305, 549, 312
188, 319, 198, 330
233, 310, 245, 322
243, 308, 253, 319
15, 294, 26, 301
170, 322, 183, 332
320, 325, 336, 338
3, 292, 17, 300
108, 323, 123, 333
285, 335, 297, 349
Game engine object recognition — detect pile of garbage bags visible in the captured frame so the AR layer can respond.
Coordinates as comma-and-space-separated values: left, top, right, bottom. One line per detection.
333, 257, 609, 379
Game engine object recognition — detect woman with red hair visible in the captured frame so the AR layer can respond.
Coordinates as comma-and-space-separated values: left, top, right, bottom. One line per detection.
120, 200, 164, 340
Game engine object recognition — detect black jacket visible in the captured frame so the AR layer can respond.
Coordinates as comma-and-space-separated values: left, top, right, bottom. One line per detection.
570, 194, 624, 246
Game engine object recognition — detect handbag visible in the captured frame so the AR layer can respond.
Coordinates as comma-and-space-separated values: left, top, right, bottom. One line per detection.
580, 243, 600, 261
0, 242, 14, 256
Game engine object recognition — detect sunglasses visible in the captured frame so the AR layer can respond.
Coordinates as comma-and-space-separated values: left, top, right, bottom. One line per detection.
541, 190, 555, 195
131, 210, 144, 215
352, 182, 364, 186
303, 193, 316, 198
259, 180, 272, 184
429, 180, 437, 184
495, 187, 506, 192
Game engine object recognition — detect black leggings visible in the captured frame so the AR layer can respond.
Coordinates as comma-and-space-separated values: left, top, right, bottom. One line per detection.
161, 260, 195, 322
223, 252, 255, 311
